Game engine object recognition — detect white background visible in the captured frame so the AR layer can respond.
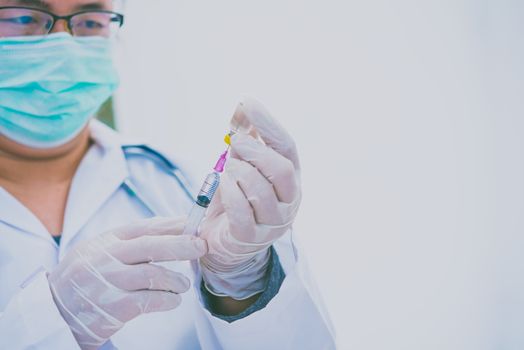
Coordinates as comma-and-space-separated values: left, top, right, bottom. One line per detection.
114, 1, 524, 349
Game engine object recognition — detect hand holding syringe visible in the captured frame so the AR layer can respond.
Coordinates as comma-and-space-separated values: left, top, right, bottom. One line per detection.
187, 97, 302, 300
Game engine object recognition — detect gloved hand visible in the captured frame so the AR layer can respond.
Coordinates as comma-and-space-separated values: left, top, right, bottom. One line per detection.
199, 97, 301, 300
48, 217, 207, 350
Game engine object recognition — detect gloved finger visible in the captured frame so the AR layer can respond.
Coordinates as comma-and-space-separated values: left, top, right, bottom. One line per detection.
219, 171, 257, 239
230, 133, 298, 203
93, 289, 183, 336
205, 185, 225, 219
109, 234, 207, 264
123, 290, 183, 318
105, 264, 191, 293
112, 216, 186, 240
234, 96, 301, 171
226, 158, 281, 225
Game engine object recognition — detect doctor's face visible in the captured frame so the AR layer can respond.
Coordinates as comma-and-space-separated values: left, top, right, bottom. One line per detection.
0, 0, 117, 159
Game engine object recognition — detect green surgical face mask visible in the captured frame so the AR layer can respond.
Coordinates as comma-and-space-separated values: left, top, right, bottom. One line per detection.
0, 33, 119, 149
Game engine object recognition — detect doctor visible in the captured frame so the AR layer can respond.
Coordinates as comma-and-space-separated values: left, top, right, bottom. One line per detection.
0, 0, 335, 349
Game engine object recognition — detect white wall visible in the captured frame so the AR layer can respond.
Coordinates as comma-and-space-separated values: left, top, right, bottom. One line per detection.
114, 1, 524, 349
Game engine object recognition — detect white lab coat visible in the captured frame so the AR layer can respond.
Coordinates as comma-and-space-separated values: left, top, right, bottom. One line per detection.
0, 121, 336, 350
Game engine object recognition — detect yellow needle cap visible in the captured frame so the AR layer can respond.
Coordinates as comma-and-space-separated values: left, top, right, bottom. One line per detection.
224, 133, 232, 145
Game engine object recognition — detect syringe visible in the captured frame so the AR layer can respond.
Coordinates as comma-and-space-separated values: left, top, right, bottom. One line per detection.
182, 148, 229, 237
181, 110, 246, 237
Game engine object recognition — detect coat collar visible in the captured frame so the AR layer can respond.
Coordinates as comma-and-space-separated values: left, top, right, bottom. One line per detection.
60, 120, 133, 249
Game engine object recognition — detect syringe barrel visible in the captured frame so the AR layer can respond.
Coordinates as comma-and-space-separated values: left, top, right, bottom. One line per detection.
195, 172, 220, 208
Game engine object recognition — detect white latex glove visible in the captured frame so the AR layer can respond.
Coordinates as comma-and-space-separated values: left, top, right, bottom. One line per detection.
48, 217, 207, 350
199, 97, 301, 300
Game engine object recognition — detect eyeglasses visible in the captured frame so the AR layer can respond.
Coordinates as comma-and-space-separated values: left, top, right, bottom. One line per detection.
0, 7, 124, 38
